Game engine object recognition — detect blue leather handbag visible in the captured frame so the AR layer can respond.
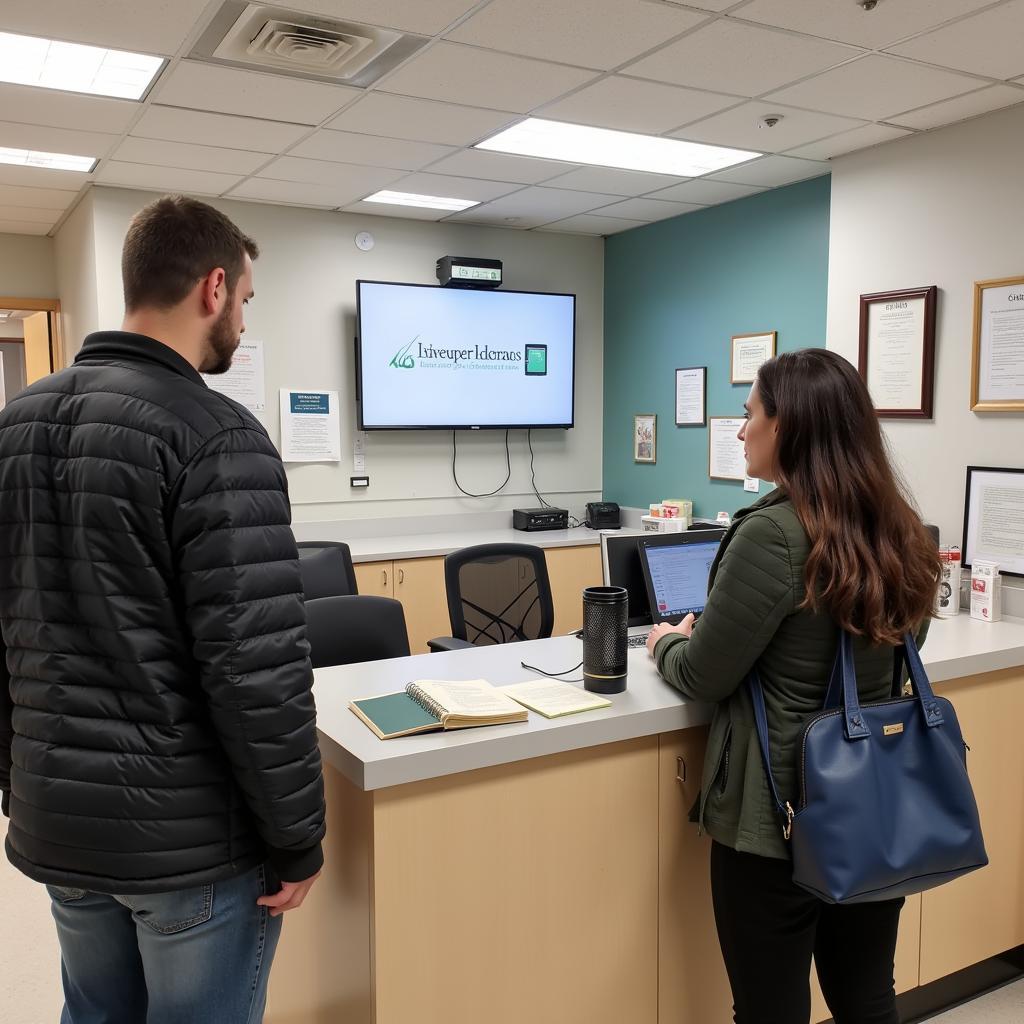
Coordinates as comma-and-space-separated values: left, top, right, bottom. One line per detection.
748, 631, 988, 904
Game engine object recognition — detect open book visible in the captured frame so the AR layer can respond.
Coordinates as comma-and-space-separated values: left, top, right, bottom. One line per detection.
349, 678, 528, 740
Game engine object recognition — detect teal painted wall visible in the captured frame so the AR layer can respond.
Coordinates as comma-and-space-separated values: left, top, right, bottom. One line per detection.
602, 174, 831, 519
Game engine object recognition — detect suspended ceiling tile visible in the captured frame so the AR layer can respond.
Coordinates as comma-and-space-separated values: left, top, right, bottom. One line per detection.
539, 76, 739, 134
255, 157, 404, 193
426, 149, 578, 184
709, 154, 829, 186
0, 164, 93, 191
283, 0, 480, 35
765, 55, 985, 121
449, 186, 624, 229
95, 162, 243, 196
540, 166, 687, 196
327, 93, 518, 146
0, 0, 211, 54
0, 84, 137, 135
887, 85, 1024, 131
888, 0, 1024, 81
377, 42, 598, 113
342, 200, 452, 221
381, 172, 522, 203
0, 204, 61, 224
112, 138, 272, 176
152, 61, 361, 126
288, 130, 454, 170
670, 101, 863, 152
624, 19, 860, 98
447, 0, 708, 71
132, 107, 309, 153
594, 197, 705, 221
0, 121, 118, 159
646, 178, 764, 204
784, 123, 912, 160
0, 219, 55, 235
228, 178, 357, 209
0, 183, 80, 210
736, 0, 999, 50
537, 214, 649, 235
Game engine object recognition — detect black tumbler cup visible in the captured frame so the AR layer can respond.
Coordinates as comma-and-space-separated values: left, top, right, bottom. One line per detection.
582, 586, 628, 694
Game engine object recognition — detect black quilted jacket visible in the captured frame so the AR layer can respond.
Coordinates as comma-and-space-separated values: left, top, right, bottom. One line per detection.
0, 332, 325, 893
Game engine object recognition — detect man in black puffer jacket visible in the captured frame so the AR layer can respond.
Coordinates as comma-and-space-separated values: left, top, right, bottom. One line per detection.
0, 195, 326, 1023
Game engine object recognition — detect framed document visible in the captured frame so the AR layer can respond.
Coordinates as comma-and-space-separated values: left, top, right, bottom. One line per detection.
962, 466, 1024, 577
708, 417, 746, 482
634, 413, 656, 464
971, 275, 1024, 411
730, 332, 776, 384
675, 366, 706, 426
858, 286, 937, 418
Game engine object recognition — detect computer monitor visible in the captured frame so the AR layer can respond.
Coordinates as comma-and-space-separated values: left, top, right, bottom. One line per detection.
637, 531, 725, 626
600, 532, 653, 627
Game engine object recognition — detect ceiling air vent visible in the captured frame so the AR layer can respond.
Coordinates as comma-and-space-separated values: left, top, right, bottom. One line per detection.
192, 2, 427, 87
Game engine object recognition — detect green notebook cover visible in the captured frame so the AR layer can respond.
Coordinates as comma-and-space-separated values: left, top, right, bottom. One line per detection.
351, 692, 441, 739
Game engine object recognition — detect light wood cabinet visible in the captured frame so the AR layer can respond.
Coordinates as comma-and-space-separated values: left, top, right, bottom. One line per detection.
919, 667, 1024, 984
544, 544, 603, 635
353, 557, 449, 653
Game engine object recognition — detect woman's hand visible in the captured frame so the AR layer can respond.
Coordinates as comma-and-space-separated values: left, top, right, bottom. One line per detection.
646, 613, 696, 656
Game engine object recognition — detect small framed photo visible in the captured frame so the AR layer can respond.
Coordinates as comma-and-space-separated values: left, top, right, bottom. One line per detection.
858, 286, 937, 418
971, 275, 1024, 412
962, 466, 1024, 577
730, 332, 777, 384
634, 413, 656, 463
675, 367, 706, 426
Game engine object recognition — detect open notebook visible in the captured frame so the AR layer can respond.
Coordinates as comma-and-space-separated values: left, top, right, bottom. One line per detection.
350, 678, 528, 740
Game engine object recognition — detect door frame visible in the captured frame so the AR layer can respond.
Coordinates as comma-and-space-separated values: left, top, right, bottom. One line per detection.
0, 297, 64, 373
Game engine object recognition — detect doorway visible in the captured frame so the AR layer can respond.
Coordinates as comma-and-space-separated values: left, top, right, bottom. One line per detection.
0, 298, 63, 410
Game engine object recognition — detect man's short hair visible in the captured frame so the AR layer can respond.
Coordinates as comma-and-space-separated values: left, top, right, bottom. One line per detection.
122, 195, 259, 312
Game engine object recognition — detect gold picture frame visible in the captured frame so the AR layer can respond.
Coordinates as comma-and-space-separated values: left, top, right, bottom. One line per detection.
730, 331, 777, 384
634, 413, 656, 463
971, 275, 1024, 412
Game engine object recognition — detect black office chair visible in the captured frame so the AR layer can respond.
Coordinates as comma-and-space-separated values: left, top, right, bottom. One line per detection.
428, 543, 554, 652
296, 541, 358, 600
304, 595, 410, 668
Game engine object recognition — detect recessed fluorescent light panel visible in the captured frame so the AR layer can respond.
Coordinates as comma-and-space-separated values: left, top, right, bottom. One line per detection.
0, 147, 96, 172
0, 31, 164, 100
476, 118, 758, 177
363, 190, 480, 212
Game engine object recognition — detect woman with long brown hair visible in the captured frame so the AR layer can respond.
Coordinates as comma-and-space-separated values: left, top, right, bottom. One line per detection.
648, 348, 939, 1024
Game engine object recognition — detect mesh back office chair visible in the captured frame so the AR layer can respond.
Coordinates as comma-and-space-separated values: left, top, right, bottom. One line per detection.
428, 543, 554, 652
296, 541, 358, 600
304, 595, 410, 668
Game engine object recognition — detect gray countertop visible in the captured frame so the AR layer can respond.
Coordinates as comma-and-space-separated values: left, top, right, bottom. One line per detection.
312, 613, 1024, 792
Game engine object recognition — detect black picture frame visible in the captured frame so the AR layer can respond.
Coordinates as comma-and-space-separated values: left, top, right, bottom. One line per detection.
961, 465, 1024, 578
675, 366, 707, 427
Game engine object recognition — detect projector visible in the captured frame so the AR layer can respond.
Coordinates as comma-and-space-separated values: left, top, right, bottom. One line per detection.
436, 255, 503, 289
513, 507, 569, 532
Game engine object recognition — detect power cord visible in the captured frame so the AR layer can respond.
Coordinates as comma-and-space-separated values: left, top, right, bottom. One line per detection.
452, 428, 511, 498
520, 659, 584, 683
527, 429, 584, 528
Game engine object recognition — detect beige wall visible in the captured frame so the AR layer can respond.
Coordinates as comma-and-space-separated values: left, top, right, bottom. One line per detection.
0, 232, 56, 298
83, 186, 605, 523
826, 101, 1024, 603
53, 193, 99, 359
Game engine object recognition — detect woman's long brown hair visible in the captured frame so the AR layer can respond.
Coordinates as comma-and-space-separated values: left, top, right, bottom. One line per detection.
756, 349, 939, 646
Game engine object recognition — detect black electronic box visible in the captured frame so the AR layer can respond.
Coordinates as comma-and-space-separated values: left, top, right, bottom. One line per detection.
513, 507, 569, 532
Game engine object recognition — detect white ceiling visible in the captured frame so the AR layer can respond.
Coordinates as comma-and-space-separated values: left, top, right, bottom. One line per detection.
1, 0, 1023, 239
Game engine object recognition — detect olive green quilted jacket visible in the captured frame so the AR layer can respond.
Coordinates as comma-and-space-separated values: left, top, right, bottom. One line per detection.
654, 489, 928, 860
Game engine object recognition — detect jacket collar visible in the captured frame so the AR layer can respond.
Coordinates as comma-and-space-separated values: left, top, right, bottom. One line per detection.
733, 486, 787, 523
75, 331, 207, 388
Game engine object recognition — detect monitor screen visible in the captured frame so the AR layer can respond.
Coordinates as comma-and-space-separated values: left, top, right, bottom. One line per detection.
356, 280, 576, 430
639, 535, 722, 624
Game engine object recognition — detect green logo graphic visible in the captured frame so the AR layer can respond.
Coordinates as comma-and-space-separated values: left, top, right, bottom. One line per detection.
388, 336, 417, 369
525, 344, 548, 376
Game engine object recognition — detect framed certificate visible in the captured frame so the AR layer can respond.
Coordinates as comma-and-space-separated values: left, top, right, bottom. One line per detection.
858, 286, 937, 418
730, 332, 776, 384
708, 417, 746, 482
675, 367, 706, 426
634, 413, 656, 464
971, 275, 1024, 411
962, 466, 1024, 577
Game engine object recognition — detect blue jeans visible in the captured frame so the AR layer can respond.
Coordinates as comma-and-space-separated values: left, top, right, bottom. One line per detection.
47, 863, 283, 1024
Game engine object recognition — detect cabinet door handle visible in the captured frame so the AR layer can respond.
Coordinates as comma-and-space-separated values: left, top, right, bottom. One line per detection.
382, 569, 387, 587
398, 568, 405, 585
675, 757, 686, 785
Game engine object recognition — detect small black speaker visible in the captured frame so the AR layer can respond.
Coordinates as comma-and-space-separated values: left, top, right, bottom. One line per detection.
582, 586, 628, 694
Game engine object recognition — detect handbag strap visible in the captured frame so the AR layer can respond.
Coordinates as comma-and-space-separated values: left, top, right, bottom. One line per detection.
747, 627, 943, 839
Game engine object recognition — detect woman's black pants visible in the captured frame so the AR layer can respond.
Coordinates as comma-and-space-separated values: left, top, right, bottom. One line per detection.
710, 841, 904, 1024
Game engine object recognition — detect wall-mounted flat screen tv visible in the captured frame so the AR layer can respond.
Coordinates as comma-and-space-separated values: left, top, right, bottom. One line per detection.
356, 280, 576, 430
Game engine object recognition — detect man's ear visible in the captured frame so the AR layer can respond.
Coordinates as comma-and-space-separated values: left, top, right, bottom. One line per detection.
199, 267, 227, 316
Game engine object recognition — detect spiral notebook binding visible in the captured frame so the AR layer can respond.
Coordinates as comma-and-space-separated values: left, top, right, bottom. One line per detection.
406, 682, 447, 722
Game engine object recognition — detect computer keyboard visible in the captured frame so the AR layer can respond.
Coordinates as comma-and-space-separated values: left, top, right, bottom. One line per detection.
627, 633, 650, 649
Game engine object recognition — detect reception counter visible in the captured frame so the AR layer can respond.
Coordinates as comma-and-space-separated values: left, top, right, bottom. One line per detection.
265, 614, 1024, 1024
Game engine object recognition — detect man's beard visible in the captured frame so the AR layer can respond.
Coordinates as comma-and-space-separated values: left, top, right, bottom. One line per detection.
199, 302, 239, 375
